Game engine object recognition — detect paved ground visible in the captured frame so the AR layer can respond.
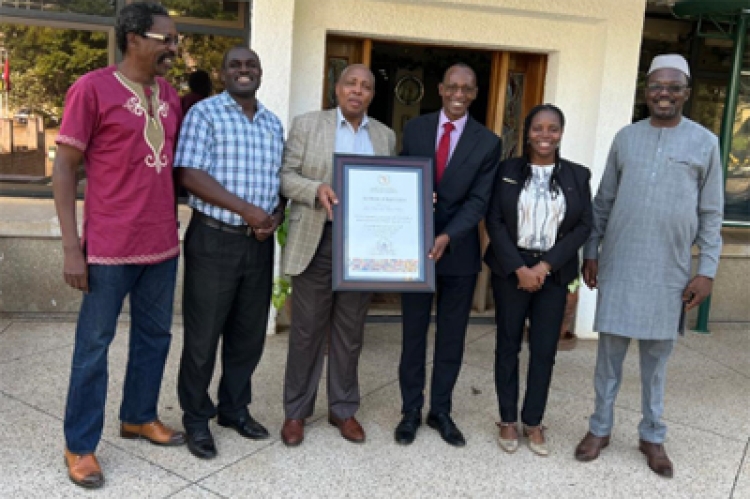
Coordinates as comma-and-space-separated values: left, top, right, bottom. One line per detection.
0, 316, 748, 498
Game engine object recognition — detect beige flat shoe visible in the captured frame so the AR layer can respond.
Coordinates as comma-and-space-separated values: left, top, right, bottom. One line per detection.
496, 422, 519, 453
523, 425, 549, 456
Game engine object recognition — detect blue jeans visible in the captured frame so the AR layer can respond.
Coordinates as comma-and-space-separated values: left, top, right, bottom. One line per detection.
64, 257, 177, 454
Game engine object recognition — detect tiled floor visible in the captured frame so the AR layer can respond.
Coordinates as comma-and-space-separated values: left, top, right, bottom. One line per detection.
0, 316, 748, 498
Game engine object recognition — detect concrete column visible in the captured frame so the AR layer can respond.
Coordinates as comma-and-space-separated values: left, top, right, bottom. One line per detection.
251, 0, 296, 130
250, 0, 297, 335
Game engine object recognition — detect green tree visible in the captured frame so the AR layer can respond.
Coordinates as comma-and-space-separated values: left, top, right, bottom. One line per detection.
160, 0, 238, 21
167, 34, 244, 95
1, 15, 243, 115
50, 0, 116, 16
1, 23, 108, 116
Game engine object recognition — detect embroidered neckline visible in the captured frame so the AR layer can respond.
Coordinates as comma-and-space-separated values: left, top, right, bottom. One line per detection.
114, 71, 169, 173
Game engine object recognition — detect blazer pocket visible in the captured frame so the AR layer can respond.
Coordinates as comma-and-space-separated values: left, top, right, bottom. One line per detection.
502, 177, 518, 184
304, 164, 323, 180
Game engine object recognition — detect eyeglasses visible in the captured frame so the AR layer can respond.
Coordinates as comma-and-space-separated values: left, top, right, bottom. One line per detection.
142, 32, 180, 46
442, 84, 477, 94
646, 83, 688, 94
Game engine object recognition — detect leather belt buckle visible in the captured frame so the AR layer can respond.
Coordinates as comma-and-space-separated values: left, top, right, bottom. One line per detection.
195, 211, 254, 237
518, 248, 543, 258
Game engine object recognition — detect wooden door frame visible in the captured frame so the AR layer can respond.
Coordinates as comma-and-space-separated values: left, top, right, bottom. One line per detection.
474, 52, 547, 313
322, 36, 372, 109
323, 35, 548, 313
473, 51, 510, 313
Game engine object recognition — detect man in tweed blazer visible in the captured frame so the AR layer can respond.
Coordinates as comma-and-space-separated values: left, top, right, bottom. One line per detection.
280, 64, 396, 446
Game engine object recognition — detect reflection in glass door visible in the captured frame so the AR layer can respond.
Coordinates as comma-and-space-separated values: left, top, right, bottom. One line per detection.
727, 73, 750, 223
691, 79, 726, 137
0, 22, 109, 183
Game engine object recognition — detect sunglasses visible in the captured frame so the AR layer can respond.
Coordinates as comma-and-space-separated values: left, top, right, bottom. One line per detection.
142, 32, 180, 47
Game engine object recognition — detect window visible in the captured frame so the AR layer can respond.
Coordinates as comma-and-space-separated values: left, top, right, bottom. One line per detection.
638, 14, 750, 224
0, 22, 109, 189
726, 72, 750, 223
0, 2, 249, 197
160, 0, 247, 28
168, 33, 244, 95
0, 0, 115, 16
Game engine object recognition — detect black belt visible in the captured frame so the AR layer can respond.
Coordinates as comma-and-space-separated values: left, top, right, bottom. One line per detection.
517, 247, 545, 258
194, 211, 254, 237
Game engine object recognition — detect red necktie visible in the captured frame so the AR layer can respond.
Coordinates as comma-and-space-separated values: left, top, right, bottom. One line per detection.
435, 122, 455, 184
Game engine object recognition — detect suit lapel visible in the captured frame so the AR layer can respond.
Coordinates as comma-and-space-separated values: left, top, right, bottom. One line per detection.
418, 113, 440, 184
440, 117, 479, 185
424, 112, 440, 153
369, 122, 388, 155
321, 110, 337, 183
504, 160, 525, 238
555, 161, 578, 232
322, 109, 337, 158
555, 161, 575, 196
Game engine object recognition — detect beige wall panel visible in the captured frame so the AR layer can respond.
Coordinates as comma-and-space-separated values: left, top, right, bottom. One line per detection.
253, 0, 648, 337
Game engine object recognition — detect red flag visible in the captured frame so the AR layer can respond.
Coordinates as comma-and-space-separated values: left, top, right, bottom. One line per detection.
2, 57, 10, 93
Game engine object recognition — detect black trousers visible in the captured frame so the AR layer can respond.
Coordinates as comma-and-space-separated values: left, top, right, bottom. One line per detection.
178, 214, 273, 432
491, 264, 566, 427
399, 273, 477, 415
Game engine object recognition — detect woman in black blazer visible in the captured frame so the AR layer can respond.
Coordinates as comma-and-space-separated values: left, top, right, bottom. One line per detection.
484, 104, 592, 456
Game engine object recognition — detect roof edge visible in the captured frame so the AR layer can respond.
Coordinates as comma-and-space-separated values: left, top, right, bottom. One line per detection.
673, 0, 750, 17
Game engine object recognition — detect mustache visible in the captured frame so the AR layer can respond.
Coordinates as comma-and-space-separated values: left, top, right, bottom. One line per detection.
157, 52, 175, 63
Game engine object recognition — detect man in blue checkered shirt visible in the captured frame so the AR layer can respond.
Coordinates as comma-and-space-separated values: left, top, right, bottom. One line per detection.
174, 46, 285, 460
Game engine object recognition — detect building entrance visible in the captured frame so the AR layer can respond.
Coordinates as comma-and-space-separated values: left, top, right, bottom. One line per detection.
323, 35, 548, 313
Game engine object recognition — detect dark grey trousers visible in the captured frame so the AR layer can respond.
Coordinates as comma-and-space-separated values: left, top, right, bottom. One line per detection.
283, 224, 371, 420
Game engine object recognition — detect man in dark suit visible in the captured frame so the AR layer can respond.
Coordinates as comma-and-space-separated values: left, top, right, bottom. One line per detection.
395, 63, 502, 447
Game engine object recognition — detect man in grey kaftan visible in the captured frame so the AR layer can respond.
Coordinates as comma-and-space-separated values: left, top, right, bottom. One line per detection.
574, 54, 723, 478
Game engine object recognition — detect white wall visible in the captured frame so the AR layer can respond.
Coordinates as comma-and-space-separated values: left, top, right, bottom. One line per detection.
251, 0, 648, 338
250, 0, 296, 334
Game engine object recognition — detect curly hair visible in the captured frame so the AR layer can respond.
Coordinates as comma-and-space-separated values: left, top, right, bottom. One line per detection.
520, 103, 566, 198
115, 2, 170, 55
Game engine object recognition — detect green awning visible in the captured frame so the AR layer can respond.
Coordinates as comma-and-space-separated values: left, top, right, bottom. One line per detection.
673, 0, 750, 17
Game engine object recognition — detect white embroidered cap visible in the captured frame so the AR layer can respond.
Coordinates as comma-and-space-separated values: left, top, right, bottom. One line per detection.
647, 54, 690, 78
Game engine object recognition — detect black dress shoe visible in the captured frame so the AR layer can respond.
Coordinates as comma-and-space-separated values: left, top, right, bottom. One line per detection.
394, 410, 421, 445
427, 413, 466, 447
187, 428, 217, 459
217, 413, 270, 440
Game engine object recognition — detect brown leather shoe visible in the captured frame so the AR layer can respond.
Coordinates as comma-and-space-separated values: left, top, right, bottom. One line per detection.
64, 449, 104, 489
120, 420, 186, 446
281, 418, 305, 447
329, 415, 365, 443
639, 440, 674, 478
574, 432, 610, 462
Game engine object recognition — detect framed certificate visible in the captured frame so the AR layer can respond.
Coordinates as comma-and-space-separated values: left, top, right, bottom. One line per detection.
332, 154, 435, 292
